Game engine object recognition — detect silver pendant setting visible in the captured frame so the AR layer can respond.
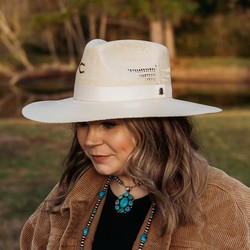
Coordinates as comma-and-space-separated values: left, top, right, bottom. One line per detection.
115, 192, 134, 213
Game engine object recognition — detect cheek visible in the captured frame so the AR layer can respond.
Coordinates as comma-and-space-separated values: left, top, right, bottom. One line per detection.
77, 127, 87, 150
116, 134, 136, 156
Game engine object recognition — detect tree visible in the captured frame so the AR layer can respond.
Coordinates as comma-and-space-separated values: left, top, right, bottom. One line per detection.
123, 0, 197, 59
159, 1, 198, 59
0, 0, 34, 70
29, 0, 87, 67
191, 0, 250, 56
80, 0, 119, 40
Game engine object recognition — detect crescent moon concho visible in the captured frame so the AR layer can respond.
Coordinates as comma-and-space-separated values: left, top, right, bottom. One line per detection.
79, 62, 85, 74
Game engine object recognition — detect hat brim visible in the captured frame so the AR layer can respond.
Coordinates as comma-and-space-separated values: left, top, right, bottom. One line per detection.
22, 97, 222, 123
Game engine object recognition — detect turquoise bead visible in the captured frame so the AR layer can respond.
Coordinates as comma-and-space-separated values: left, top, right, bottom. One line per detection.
120, 198, 128, 208
115, 205, 119, 210
83, 227, 89, 235
99, 191, 105, 198
128, 195, 133, 200
150, 214, 153, 218
118, 195, 123, 199
115, 200, 119, 205
93, 209, 97, 213
125, 207, 130, 212
119, 208, 124, 213
141, 233, 147, 242
124, 192, 129, 197
128, 200, 133, 206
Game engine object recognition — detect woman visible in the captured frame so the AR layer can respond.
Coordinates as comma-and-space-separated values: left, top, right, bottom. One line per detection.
21, 39, 250, 250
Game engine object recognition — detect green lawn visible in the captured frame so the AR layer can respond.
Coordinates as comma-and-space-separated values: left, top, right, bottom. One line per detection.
195, 109, 250, 185
0, 111, 250, 249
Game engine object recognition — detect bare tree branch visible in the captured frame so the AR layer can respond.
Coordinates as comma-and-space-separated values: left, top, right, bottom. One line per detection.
0, 9, 34, 70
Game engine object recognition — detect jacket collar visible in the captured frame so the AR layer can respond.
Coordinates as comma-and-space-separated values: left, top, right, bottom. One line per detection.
59, 166, 172, 249
60, 166, 107, 215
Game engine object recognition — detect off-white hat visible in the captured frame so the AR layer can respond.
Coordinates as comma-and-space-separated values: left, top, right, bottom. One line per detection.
22, 39, 221, 123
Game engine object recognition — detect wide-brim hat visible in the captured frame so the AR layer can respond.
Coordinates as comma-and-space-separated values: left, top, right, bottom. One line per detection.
22, 39, 221, 123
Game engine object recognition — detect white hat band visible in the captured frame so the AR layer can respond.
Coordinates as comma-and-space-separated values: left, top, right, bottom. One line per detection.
73, 84, 172, 102
22, 39, 222, 123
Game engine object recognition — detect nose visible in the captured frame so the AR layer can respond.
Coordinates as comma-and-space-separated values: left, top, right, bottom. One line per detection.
84, 124, 103, 147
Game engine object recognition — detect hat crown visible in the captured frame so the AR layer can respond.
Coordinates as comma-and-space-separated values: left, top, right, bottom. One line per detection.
22, 39, 221, 123
75, 39, 171, 88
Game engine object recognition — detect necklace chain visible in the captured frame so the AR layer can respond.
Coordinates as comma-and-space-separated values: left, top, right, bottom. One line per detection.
113, 175, 143, 213
80, 176, 156, 250
113, 175, 142, 192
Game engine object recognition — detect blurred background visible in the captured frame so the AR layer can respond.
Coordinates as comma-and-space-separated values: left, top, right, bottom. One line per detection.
0, 0, 250, 249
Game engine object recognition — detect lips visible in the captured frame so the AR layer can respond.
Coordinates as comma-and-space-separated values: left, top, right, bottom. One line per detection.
91, 155, 110, 162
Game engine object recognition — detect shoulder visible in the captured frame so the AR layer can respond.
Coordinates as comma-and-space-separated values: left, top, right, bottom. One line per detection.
171, 168, 250, 249
25, 166, 103, 223
207, 167, 250, 193
201, 167, 250, 216
203, 167, 250, 222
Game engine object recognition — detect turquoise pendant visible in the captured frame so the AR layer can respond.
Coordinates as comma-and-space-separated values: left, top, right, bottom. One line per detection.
115, 192, 133, 213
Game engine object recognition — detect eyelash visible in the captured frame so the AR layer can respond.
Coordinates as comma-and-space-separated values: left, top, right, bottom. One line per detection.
78, 122, 116, 129
78, 122, 88, 127
101, 122, 116, 129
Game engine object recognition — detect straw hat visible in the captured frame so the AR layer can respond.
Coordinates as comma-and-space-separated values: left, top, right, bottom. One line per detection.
22, 39, 221, 123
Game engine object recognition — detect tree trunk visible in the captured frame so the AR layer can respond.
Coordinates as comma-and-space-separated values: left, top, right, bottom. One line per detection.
99, 10, 107, 40
0, 10, 34, 70
44, 29, 60, 63
149, 20, 163, 44
16, 46, 34, 70
68, 20, 83, 56
56, 0, 76, 67
164, 20, 176, 59
73, 13, 85, 51
64, 21, 76, 67
88, 9, 97, 40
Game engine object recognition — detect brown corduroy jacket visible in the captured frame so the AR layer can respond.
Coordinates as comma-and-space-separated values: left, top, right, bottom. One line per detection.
20, 166, 250, 250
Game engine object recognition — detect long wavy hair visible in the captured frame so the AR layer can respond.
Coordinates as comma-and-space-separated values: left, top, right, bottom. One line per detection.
49, 117, 210, 235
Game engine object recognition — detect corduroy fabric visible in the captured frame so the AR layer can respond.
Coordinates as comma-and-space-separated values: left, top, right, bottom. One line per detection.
20, 167, 250, 250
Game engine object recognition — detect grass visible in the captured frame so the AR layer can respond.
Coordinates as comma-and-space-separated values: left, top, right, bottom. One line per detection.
0, 120, 72, 249
195, 109, 250, 185
0, 111, 250, 249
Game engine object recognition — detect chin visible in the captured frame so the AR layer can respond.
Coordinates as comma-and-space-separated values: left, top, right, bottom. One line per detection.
93, 164, 115, 176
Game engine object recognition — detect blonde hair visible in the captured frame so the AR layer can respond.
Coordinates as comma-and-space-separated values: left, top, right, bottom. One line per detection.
123, 117, 209, 234
49, 117, 209, 234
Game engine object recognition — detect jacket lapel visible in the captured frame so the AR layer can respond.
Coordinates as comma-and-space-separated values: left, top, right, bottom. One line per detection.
58, 167, 173, 249
58, 167, 107, 247
60, 167, 105, 214
132, 206, 172, 250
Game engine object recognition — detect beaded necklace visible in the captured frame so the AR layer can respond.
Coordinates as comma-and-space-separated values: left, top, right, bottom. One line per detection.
113, 175, 142, 213
80, 176, 156, 250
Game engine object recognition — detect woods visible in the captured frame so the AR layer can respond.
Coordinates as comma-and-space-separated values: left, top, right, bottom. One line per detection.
0, 2, 250, 249
1, 0, 250, 71
0, 0, 250, 118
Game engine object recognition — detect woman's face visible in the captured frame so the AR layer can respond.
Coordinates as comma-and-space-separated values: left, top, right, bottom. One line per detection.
77, 119, 136, 177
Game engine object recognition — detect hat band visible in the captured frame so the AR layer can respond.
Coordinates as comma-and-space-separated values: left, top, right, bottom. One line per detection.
73, 84, 172, 102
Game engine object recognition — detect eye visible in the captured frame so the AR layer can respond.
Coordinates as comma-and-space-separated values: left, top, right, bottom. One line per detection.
101, 122, 116, 129
78, 122, 88, 127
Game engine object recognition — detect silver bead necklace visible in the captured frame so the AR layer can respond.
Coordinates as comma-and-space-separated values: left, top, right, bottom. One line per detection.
80, 176, 156, 250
